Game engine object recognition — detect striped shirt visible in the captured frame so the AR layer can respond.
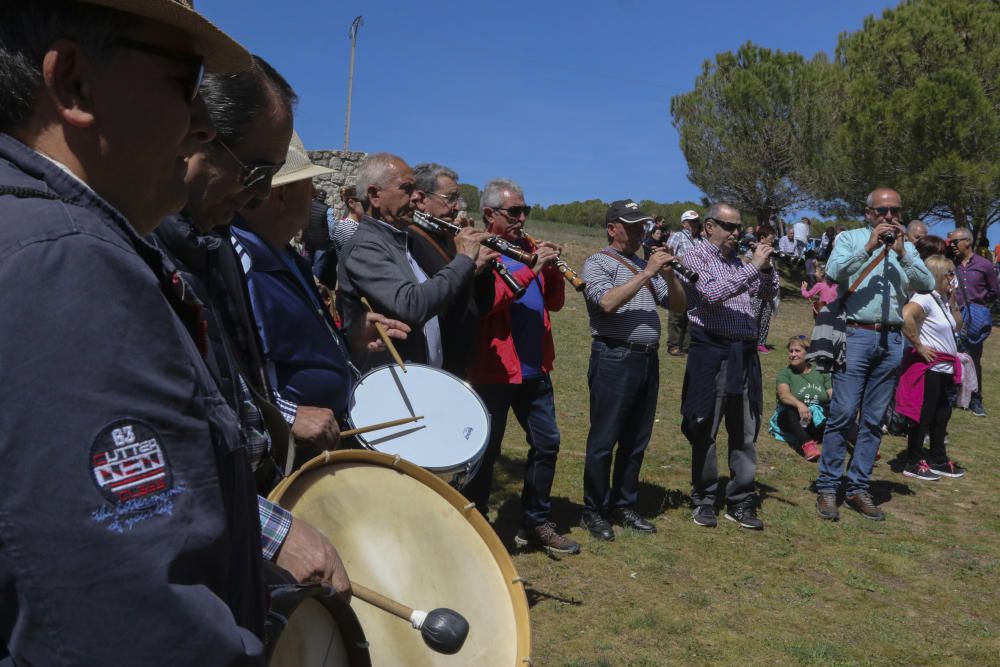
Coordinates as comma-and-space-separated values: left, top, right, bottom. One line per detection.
667, 229, 702, 257
582, 248, 671, 344
681, 241, 779, 341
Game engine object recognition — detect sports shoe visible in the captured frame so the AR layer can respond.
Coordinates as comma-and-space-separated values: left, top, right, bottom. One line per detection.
928, 460, 966, 478
724, 498, 764, 530
902, 459, 941, 482
801, 440, 821, 462
515, 522, 581, 554
816, 493, 839, 521
845, 491, 885, 521
692, 504, 717, 528
580, 510, 615, 541
969, 398, 986, 417
611, 508, 656, 534
668, 346, 683, 357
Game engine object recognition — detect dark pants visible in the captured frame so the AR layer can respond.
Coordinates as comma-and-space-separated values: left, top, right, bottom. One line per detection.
776, 405, 826, 444
668, 310, 690, 351
681, 358, 759, 507
965, 339, 984, 400
582, 340, 659, 515
466, 375, 560, 528
906, 371, 955, 464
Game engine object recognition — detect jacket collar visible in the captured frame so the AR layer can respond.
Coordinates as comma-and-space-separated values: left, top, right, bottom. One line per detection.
231, 217, 291, 273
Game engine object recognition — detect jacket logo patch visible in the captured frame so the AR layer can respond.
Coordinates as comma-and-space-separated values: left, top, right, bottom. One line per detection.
91, 420, 173, 506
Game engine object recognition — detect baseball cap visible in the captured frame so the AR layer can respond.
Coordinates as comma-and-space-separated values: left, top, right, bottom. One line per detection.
271, 131, 334, 187
680, 210, 701, 223
605, 199, 654, 225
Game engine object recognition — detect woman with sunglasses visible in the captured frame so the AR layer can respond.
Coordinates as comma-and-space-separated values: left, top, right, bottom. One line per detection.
771, 336, 831, 462
895, 254, 966, 480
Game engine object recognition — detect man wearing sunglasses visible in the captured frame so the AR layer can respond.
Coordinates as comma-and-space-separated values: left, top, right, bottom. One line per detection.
0, 1, 284, 663
815, 188, 934, 522
679, 203, 778, 530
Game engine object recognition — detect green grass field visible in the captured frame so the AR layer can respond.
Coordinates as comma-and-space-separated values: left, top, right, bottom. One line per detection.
485, 220, 1000, 666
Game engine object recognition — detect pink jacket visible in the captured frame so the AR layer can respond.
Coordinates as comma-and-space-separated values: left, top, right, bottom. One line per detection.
801, 281, 839, 305
895, 349, 962, 422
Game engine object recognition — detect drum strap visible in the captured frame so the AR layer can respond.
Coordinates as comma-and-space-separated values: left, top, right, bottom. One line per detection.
408, 224, 453, 263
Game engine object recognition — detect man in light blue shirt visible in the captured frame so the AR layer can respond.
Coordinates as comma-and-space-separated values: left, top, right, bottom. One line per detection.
815, 188, 934, 523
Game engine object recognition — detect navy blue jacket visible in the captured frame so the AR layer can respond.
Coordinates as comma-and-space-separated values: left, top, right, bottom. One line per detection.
0, 134, 266, 665
232, 223, 353, 418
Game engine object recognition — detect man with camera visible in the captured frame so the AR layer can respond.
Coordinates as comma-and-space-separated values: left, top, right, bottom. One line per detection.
947, 228, 999, 416
815, 188, 934, 522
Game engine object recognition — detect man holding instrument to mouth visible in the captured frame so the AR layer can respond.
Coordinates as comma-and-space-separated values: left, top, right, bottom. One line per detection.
464, 178, 581, 555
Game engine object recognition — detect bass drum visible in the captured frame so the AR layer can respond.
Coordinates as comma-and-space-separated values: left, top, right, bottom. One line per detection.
346, 363, 490, 488
269, 450, 532, 667
267, 582, 372, 667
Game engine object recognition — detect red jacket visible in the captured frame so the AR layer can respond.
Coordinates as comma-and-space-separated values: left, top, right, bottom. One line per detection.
468, 248, 565, 384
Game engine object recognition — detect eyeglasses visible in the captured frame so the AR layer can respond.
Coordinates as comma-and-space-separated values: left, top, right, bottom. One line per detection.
706, 217, 742, 233
212, 138, 285, 190
427, 191, 462, 206
113, 37, 205, 102
494, 205, 532, 220
868, 206, 902, 217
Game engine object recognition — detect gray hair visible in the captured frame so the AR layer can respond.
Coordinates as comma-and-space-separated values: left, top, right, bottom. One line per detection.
355, 152, 407, 204
949, 227, 972, 241
481, 178, 524, 212
0, 0, 133, 132
413, 163, 459, 195
865, 188, 899, 207
200, 55, 297, 149
907, 219, 927, 234
704, 202, 738, 221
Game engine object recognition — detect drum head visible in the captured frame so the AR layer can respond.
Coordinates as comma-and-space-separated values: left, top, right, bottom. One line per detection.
271, 451, 531, 667
270, 594, 371, 667
348, 364, 489, 473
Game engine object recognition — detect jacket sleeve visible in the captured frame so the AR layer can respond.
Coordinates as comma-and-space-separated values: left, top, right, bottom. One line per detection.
344, 237, 475, 326
0, 234, 265, 666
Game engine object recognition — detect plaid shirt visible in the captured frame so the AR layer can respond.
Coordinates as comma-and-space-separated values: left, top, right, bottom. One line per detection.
668, 229, 702, 258
257, 496, 293, 561
681, 241, 778, 340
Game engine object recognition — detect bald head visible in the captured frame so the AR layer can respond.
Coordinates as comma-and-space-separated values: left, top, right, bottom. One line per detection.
355, 152, 417, 225
906, 219, 928, 244
864, 188, 902, 227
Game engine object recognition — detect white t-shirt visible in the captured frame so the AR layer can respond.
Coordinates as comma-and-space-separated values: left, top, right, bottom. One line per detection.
911, 292, 958, 374
793, 221, 810, 244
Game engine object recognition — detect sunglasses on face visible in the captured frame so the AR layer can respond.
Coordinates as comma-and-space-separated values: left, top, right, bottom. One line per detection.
869, 206, 902, 217
706, 217, 742, 233
495, 205, 532, 220
113, 37, 205, 103
212, 138, 285, 190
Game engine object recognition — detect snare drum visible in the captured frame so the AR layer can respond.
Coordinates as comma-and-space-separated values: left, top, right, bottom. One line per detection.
347, 363, 489, 488
269, 450, 532, 667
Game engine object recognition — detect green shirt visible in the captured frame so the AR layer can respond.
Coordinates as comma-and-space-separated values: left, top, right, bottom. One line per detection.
776, 365, 831, 405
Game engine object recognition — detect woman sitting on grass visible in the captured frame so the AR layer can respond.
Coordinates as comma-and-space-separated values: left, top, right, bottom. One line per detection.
769, 336, 831, 462
895, 254, 966, 481
800, 262, 839, 318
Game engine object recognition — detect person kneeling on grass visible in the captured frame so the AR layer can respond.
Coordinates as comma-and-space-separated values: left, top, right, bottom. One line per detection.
769, 336, 831, 462
894, 254, 967, 481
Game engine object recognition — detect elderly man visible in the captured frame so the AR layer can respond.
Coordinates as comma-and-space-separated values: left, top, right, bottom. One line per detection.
579, 200, 686, 541
0, 1, 277, 663
907, 219, 928, 245
793, 216, 811, 256
338, 153, 487, 369
463, 178, 579, 554
815, 188, 934, 522
680, 203, 778, 530
947, 227, 999, 417
666, 209, 701, 355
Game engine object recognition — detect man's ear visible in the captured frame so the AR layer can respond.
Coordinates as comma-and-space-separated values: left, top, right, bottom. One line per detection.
42, 40, 98, 128
367, 185, 380, 210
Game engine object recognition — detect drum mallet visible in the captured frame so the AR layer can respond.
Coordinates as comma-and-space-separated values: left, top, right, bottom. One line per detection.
352, 582, 469, 655
360, 297, 407, 372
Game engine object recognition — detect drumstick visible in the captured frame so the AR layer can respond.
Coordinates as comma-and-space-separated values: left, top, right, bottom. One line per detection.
339, 415, 424, 438
360, 297, 406, 373
352, 582, 469, 655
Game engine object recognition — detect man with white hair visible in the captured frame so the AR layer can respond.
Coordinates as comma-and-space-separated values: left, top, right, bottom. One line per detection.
907, 219, 928, 245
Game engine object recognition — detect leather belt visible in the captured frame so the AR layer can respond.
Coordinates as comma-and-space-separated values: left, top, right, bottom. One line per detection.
594, 337, 659, 353
846, 321, 901, 332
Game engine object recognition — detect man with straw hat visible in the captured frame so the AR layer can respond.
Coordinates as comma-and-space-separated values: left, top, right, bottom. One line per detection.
0, 1, 280, 663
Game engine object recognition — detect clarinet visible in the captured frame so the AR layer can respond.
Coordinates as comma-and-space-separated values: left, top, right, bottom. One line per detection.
490, 258, 526, 298
520, 231, 587, 292
412, 211, 537, 265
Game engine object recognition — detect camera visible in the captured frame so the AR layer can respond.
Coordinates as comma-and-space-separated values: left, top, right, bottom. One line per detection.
879, 231, 897, 245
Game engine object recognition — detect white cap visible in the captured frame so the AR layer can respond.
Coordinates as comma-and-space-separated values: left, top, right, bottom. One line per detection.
680, 210, 700, 222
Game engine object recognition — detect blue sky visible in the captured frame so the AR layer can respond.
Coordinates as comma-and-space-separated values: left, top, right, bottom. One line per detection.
200, 1, 961, 222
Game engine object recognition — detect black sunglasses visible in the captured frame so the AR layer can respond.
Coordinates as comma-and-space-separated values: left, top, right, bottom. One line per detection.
494, 205, 532, 219
213, 138, 285, 190
706, 217, 742, 233
869, 206, 902, 217
113, 37, 205, 102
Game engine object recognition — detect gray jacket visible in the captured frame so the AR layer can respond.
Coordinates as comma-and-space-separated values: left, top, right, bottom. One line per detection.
338, 215, 475, 369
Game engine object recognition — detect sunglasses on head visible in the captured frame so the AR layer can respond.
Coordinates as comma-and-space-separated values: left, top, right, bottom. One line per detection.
869, 206, 902, 217
113, 37, 205, 103
213, 138, 285, 190
495, 205, 532, 219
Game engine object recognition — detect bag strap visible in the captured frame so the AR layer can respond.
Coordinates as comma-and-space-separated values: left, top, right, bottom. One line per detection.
929, 291, 962, 350
407, 223, 453, 263
599, 249, 658, 302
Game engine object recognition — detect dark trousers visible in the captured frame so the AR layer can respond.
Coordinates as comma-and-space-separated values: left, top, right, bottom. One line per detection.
776, 405, 826, 444
906, 371, 955, 464
582, 340, 659, 515
966, 339, 984, 399
466, 375, 560, 528
667, 310, 690, 351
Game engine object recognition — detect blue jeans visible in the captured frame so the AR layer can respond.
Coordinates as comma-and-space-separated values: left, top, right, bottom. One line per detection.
466, 375, 561, 528
583, 340, 659, 515
816, 327, 902, 495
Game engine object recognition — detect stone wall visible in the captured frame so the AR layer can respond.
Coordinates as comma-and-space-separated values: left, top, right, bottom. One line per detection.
307, 149, 367, 220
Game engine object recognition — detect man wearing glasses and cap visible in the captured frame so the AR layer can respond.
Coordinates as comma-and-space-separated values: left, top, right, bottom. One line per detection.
680, 203, 778, 530
815, 188, 933, 522
0, 0, 278, 663
579, 200, 686, 541
666, 209, 702, 356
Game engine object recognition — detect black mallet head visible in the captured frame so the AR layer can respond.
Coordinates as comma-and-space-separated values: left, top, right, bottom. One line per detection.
418, 607, 469, 655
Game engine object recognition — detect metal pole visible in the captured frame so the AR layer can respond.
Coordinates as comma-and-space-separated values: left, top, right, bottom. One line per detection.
344, 16, 363, 151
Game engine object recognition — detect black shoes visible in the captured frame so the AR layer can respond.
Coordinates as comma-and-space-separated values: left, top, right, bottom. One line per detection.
580, 510, 615, 541
724, 498, 764, 530
611, 508, 656, 534
692, 504, 717, 528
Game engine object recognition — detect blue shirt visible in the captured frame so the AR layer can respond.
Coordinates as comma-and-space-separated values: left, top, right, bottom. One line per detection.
502, 256, 545, 380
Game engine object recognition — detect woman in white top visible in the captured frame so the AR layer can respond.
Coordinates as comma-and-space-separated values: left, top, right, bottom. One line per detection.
898, 254, 966, 480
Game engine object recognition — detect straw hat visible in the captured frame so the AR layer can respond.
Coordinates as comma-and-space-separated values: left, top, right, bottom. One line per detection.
81, 0, 251, 72
272, 131, 334, 187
